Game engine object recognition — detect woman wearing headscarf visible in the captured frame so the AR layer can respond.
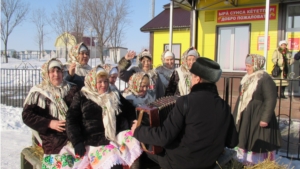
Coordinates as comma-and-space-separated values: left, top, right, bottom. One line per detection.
103, 63, 119, 92
155, 50, 175, 99
64, 42, 92, 88
22, 58, 79, 168
122, 72, 155, 107
66, 65, 141, 169
118, 49, 157, 98
233, 54, 281, 165
165, 47, 200, 96
272, 40, 294, 99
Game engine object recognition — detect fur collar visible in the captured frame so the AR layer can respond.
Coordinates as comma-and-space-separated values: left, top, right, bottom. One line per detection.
190, 83, 219, 95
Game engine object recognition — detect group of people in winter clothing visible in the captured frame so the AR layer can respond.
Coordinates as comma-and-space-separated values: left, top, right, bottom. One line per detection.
22, 41, 285, 169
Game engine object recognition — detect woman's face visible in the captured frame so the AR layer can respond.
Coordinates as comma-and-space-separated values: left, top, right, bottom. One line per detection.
186, 55, 196, 69
137, 76, 149, 97
78, 50, 90, 65
48, 67, 63, 86
141, 57, 151, 71
96, 77, 109, 94
109, 73, 118, 85
164, 56, 175, 69
246, 64, 254, 75
280, 44, 287, 50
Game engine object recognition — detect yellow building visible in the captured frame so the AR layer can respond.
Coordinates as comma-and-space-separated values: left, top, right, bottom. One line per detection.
54, 32, 98, 60
142, 0, 300, 73
140, 5, 191, 67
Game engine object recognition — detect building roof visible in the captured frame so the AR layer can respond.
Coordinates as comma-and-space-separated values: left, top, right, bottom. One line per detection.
140, 6, 190, 32
70, 32, 96, 47
108, 47, 128, 50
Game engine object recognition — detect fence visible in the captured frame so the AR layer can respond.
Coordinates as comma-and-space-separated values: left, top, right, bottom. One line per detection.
0, 68, 127, 107
219, 76, 300, 160
1, 68, 300, 160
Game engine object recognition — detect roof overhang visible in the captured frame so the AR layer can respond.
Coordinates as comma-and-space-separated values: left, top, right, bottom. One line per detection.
172, 0, 196, 11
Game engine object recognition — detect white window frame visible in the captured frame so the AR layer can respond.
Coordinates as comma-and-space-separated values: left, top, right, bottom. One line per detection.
217, 25, 250, 72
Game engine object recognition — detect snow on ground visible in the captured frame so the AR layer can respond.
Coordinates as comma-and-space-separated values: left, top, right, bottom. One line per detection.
0, 56, 122, 69
0, 104, 300, 168
1, 104, 31, 169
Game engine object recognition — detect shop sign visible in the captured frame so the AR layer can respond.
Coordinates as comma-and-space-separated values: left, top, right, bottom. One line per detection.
287, 32, 300, 50
217, 6, 277, 23
257, 36, 270, 51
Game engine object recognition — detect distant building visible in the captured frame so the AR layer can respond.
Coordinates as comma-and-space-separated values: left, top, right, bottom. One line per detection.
108, 47, 128, 63
54, 32, 109, 60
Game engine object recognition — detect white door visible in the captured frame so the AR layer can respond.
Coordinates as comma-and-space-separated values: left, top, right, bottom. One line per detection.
217, 26, 250, 72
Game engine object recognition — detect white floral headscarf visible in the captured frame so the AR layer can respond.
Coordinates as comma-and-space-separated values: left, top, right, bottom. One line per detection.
81, 65, 121, 142
24, 58, 71, 120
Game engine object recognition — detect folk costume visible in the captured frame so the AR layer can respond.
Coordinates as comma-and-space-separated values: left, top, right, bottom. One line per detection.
118, 49, 157, 98
66, 65, 142, 169
64, 42, 92, 88
122, 72, 155, 107
22, 58, 80, 168
155, 50, 175, 99
233, 54, 281, 165
272, 40, 294, 98
134, 58, 238, 169
103, 63, 120, 92
165, 47, 200, 96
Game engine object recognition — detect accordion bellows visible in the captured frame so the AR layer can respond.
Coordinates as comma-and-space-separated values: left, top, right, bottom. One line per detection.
136, 96, 178, 154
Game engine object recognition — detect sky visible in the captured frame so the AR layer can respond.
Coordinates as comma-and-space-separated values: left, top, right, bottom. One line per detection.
1, 0, 170, 52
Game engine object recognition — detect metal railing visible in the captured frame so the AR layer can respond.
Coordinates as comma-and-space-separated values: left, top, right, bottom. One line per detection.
220, 75, 300, 160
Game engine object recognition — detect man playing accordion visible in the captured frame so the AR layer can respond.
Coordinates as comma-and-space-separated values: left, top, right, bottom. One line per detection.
131, 57, 238, 169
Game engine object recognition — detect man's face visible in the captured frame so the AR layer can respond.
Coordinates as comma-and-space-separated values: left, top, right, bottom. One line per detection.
191, 73, 200, 88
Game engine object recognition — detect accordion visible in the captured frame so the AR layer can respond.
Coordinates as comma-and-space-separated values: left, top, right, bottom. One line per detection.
136, 96, 178, 154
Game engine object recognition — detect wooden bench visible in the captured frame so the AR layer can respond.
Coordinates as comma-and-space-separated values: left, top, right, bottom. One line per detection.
20, 146, 42, 169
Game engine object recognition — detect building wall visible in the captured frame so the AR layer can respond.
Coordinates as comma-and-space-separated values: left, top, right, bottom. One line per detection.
109, 48, 127, 63
153, 30, 190, 67
197, 3, 279, 73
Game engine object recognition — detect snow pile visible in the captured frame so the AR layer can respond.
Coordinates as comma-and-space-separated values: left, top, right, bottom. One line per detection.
1, 104, 32, 169
1, 105, 30, 132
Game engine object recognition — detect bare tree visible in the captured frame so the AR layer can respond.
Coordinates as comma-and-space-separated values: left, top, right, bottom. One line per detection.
50, 0, 85, 61
110, 17, 128, 63
83, 0, 130, 64
1, 0, 29, 63
31, 8, 48, 61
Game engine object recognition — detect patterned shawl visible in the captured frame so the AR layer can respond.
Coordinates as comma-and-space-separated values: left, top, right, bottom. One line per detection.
23, 58, 71, 120
64, 42, 92, 76
176, 47, 200, 95
122, 72, 155, 107
236, 54, 265, 124
278, 47, 289, 78
81, 65, 121, 142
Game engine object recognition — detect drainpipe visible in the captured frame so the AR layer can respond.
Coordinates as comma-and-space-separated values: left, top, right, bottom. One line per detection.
169, 0, 173, 51
192, 0, 197, 47
264, 0, 270, 70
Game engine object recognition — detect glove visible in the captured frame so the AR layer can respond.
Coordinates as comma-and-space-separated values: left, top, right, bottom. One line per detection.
74, 142, 86, 157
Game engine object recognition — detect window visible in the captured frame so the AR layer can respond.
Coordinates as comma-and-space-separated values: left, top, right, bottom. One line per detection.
287, 5, 300, 29
164, 44, 181, 65
217, 25, 250, 71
